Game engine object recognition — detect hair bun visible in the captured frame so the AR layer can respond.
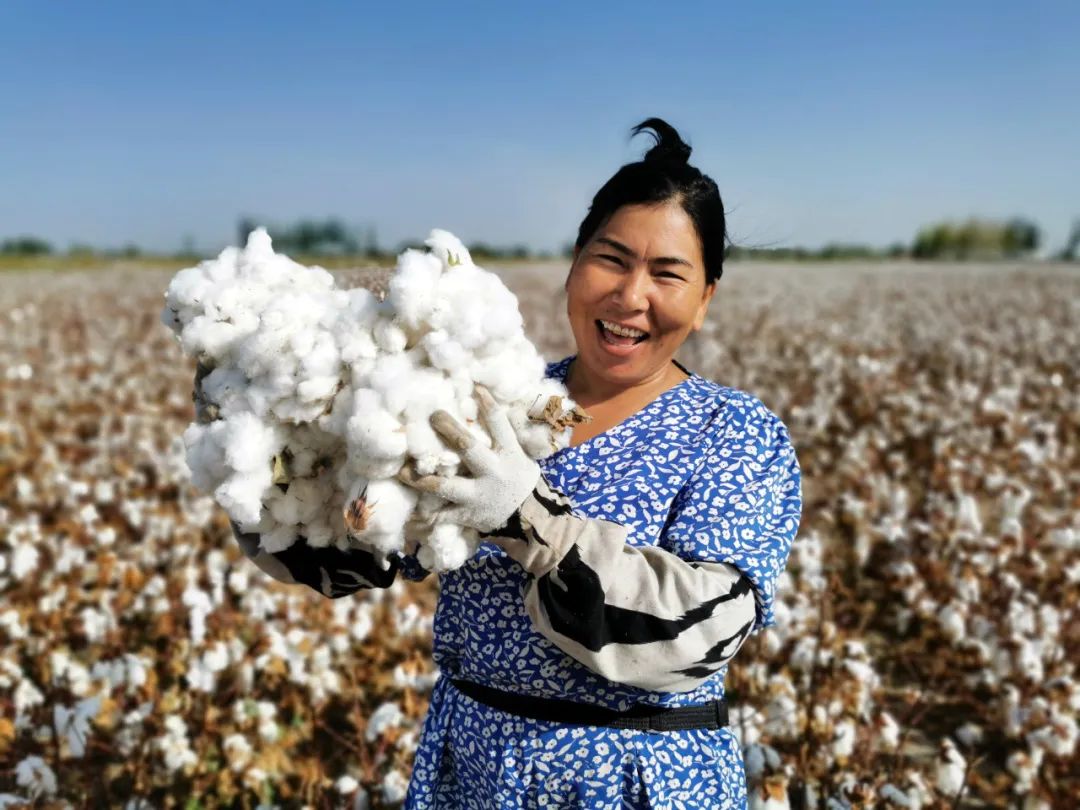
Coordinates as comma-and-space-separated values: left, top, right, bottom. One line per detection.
631, 117, 692, 166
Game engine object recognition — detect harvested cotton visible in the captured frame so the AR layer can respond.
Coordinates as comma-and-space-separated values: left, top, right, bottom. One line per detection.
163, 228, 587, 572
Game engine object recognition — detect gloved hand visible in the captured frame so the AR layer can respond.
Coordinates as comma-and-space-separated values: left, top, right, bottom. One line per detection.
397, 384, 541, 534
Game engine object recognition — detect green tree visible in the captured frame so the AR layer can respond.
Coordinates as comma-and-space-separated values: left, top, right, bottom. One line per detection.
362, 224, 381, 258
911, 218, 1042, 260
1, 236, 53, 255
912, 222, 955, 259
67, 243, 96, 258
1001, 218, 1040, 257
1058, 219, 1080, 261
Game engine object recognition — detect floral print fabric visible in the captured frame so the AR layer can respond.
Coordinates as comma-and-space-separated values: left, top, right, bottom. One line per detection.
402, 355, 802, 808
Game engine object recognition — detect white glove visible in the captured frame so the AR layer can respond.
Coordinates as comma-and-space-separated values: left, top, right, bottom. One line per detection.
397, 385, 541, 533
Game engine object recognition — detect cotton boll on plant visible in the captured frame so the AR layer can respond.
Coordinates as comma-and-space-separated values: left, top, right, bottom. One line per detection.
163, 226, 587, 571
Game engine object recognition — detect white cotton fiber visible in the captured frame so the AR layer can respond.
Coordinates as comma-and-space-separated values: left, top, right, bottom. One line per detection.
162, 227, 586, 571
303, 520, 334, 547
356, 479, 417, 536
260, 522, 300, 555
421, 330, 470, 374
417, 523, 474, 572
215, 472, 270, 527
346, 403, 407, 462
373, 318, 409, 354
181, 422, 228, 493
389, 250, 444, 332
266, 478, 326, 527
199, 366, 248, 412
297, 375, 340, 404
222, 413, 282, 473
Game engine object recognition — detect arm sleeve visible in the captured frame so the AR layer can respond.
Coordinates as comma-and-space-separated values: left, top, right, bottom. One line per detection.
231, 521, 414, 597
231, 521, 434, 595
482, 409, 801, 693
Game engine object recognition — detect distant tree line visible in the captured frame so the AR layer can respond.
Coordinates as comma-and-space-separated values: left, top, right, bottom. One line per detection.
729, 217, 1056, 261
239, 218, 557, 261
726, 242, 910, 261
1, 236, 143, 258
1055, 219, 1080, 262
238, 217, 365, 256
1, 236, 52, 256
4, 215, 1080, 262
909, 218, 1040, 260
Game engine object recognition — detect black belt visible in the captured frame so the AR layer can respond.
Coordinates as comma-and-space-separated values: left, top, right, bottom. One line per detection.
450, 678, 728, 732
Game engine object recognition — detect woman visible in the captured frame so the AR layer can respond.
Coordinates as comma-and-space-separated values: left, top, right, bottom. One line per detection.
224, 118, 802, 808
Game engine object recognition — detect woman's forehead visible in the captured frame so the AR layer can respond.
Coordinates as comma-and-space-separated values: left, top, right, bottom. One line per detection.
591, 203, 704, 265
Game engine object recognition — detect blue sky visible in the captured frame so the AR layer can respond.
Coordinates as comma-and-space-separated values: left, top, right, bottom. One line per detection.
1, 1, 1076, 255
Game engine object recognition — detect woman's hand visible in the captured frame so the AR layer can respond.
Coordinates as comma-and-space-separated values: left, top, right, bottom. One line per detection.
397, 385, 541, 534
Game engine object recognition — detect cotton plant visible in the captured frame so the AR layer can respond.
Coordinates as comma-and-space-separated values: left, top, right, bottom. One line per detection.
161, 227, 587, 572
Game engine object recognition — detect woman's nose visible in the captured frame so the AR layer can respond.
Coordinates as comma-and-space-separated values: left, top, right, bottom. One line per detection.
612, 268, 649, 311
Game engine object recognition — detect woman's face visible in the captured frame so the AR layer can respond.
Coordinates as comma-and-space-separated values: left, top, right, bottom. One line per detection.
565, 201, 715, 392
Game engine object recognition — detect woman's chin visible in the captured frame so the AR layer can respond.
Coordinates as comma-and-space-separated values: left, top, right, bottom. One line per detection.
582, 343, 644, 372
578, 345, 664, 386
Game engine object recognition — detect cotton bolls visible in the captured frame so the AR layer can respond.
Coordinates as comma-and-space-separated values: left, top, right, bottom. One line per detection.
182, 414, 285, 526
416, 524, 474, 573
162, 227, 587, 571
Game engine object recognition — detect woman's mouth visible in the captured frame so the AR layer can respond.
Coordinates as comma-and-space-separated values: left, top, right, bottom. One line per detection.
596, 319, 649, 349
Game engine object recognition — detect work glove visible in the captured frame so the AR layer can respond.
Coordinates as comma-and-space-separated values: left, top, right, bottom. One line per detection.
400, 383, 607, 578
397, 384, 542, 534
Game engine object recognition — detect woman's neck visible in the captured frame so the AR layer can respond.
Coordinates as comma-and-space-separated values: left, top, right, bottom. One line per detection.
565, 357, 688, 409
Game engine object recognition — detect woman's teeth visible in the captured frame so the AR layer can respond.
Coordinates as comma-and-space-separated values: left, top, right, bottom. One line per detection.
597, 320, 648, 345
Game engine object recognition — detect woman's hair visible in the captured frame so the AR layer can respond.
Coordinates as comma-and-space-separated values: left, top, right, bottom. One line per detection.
574, 117, 727, 285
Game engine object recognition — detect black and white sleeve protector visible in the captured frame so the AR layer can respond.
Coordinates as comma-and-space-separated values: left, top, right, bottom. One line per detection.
480, 476, 758, 694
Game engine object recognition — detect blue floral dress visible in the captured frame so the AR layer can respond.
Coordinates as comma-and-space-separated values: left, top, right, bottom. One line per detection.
400, 355, 802, 809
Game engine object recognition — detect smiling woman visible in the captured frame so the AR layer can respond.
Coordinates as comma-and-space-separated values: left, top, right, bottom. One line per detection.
561, 119, 725, 430
209, 118, 801, 809
566, 201, 715, 411
392, 118, 803, 809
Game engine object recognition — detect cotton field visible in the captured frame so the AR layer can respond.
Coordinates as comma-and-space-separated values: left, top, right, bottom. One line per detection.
0, 260, 1077, 809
